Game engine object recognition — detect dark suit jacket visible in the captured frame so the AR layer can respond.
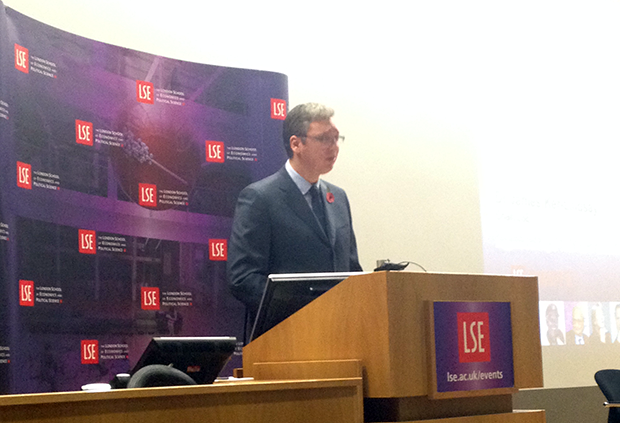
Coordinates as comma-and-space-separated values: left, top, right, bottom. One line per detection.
227, 167, 362, 313
566, 330, 589, 345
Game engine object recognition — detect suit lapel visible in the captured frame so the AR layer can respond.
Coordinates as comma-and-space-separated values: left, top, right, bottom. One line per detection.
276, 168, 330, 245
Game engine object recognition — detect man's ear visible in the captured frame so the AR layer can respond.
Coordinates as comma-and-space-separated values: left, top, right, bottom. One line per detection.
290, 135, 302, 154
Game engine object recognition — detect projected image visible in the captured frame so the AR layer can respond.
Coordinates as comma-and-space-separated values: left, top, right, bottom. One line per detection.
480, 141, 620, 388
564, 302, 589, 345
538, 301, 620, 347
609, 303, 620, 344
539, 301, 566, 346
589, 302, 611, 344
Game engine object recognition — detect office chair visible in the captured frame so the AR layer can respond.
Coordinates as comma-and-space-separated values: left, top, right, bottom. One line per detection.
595, 369, 620, 423
127, 364, 197, 388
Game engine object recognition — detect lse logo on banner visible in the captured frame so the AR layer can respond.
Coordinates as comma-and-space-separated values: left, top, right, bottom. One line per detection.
271, 99, 286, 120
14, 44, 29, 73
81, 340, 99, 364
457, 312, 491, 363
75, 120, 93, 146
17, 162, 31, 190
141, 287, 160, 310
205, 141, 225, 163
79, 230, 96, 254
19, 280, 34, 307
209, 239, 227, 261
137, 80, 154, 104
139, 183, 157, 207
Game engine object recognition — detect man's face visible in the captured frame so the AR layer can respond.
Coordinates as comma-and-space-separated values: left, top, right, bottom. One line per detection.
546, 305, 559, 330
294, 119, 340, 176
572, 307, 584, 336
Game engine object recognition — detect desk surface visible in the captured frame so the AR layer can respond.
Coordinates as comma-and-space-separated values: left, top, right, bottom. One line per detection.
0, 378, 364, 423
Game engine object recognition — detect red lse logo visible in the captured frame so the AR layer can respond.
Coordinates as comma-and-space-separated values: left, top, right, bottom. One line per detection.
81, 340, 99, 364
209, 239, 227, 261
271, 98, 286, 120
75, 120, 93, 146
457, 312, 491, 363
15, 44, 28, 73
141, 287, 160, 310
137, 80, 154, 104
139, 183, 157, 207
19, 280, 34, 307
17, 162, 31, 190
79, 230, 96, 254
205, 141, 225, 163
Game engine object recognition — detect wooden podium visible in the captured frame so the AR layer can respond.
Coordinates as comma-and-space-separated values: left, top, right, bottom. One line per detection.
243, 271, 545, 422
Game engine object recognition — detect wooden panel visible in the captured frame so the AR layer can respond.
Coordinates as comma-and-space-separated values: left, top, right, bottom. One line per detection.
253, 359, 363, 381
243, 271, 543, 398
244, 272, 393, 396
364, 395, 513, 422
378, 410, 546, 423
0, 378, 363, 423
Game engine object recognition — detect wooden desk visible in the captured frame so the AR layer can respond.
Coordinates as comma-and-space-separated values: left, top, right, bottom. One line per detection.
0, 378, 363, 423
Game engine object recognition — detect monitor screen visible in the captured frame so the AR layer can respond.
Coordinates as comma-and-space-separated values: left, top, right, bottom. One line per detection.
249, 272, 367, 342
131, 337, 237, 384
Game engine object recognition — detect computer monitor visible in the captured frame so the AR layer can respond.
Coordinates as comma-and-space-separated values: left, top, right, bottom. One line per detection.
249, 272, 367, 342
131, 336, 237, 384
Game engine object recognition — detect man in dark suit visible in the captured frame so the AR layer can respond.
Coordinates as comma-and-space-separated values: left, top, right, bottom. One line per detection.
566, 305, 589, 345
227, 103, 362, 316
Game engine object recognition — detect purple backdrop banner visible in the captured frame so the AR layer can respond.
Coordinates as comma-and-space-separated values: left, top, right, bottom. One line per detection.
0, 2, 288, 394
433, 301, 514, 393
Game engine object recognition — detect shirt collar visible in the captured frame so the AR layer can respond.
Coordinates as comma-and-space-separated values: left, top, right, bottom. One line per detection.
285, 160, 320, 195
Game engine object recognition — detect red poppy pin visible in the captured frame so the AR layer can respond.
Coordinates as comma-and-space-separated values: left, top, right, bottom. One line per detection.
326, 191, 335, 203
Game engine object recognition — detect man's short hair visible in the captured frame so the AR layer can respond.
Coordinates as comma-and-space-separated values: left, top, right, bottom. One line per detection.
282, 103, 335, 158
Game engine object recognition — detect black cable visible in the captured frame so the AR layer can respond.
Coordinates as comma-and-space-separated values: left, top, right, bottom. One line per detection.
373, 259, 427, 272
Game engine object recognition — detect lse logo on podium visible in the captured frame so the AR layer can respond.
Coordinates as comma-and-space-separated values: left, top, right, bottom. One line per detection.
14, 44, 29, 73
79, 230, 96, 254
271, 99, 286, 120
206, 141, 225, 163
457, 312, 491, 363
209, 239, 227, 261
17, 162, 31, 190
137, 80, 154, 104
19, 280, 34, 307
139, 183, 157, 207
141, 287, 160, 310
81, 340, 99, 364
75, 120, 93, 146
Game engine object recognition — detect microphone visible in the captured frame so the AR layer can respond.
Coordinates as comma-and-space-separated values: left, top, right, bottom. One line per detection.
374, 259, 427, 272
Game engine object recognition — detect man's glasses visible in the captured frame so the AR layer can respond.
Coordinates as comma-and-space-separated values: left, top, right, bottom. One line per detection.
302, 135, 345, 145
